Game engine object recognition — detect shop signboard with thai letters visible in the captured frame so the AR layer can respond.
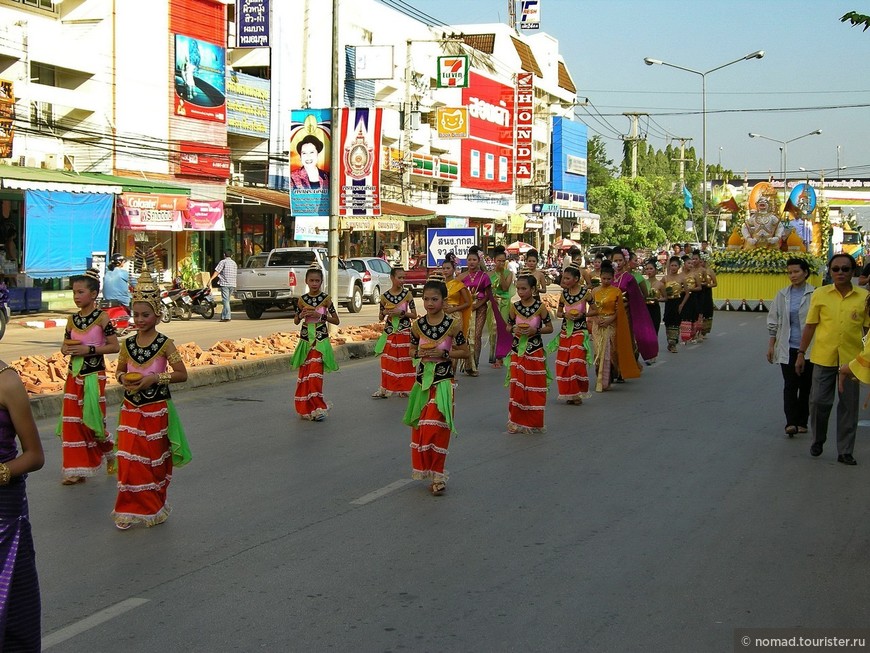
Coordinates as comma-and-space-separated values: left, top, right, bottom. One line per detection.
236, 0, 269, 47
339, 107, 382, 216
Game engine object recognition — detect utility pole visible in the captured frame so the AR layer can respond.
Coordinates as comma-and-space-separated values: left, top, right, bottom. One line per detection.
508, 0, 516, 30
670, 137, 693, 187
621, 112, 647, 179
328, 0, 341, 305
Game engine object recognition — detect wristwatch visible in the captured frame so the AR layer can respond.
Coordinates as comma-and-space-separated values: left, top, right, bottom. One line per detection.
88, 345, 96, 355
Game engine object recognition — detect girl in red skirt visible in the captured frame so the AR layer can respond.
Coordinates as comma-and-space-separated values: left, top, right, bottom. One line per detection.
507, 273, 553, 433
57, 268, 119, 484
291, 265, 339, 421
113, 270, 190, 529
373, 266, 417, 398
553, 263, 592, 405
403, 275, 469, 495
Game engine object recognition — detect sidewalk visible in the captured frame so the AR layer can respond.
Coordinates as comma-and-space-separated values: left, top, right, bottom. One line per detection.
29, 339, 378, 421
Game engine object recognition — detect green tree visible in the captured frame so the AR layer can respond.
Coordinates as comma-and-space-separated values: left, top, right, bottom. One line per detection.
587, 177, 667, 249
842, 11, 870, 30
586, 135, 615, 191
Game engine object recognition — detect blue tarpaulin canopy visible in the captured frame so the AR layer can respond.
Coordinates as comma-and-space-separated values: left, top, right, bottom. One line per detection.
23, 190, 113, 279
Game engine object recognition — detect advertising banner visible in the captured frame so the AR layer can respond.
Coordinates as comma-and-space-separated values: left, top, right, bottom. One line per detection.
117, 194, 187, 231
437, 56, 469, 88
226, 71, 270, 138
508, 214, 526, 233
461, 71, 515, 194
520, 0, 541, 29
179, 142, 232, 179
436, 107, 468, 139
339, 107, 382, 217
289, 109, 332, 217
0, 80, 13, 159
173, 34, 226, 123
294, 216, 328, 242
184, 200, 225, 231
236, 0, 269, 48
515, 72, 533, 180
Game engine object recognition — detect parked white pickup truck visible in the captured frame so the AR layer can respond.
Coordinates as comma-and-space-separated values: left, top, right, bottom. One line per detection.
235, 247, 364, 319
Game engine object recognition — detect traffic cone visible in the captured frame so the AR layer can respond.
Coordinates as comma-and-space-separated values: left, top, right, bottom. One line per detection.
755, 299, 768, 312
737, 299, 749, 312
723, 299, 732, 311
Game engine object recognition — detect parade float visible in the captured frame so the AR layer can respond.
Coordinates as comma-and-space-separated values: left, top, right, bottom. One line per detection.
709, 181, 826, 309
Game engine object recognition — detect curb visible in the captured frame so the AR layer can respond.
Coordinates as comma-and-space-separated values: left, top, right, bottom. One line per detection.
29, 339, 378, 421
20, 319, 64, 329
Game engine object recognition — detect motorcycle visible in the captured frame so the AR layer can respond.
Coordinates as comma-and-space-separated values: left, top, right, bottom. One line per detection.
159, 287, 192, 323
98, 299, 135, 336
186, 286, 216, 319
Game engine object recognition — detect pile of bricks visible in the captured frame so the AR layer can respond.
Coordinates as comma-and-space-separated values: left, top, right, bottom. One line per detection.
13, 324, 385, 396
540, 292, 560, 312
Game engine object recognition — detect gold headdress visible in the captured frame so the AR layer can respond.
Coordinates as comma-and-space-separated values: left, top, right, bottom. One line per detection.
82, 268, 101, 283
131, 268, 163, 315
427, 270, 446, 283
565, 262, 583, 274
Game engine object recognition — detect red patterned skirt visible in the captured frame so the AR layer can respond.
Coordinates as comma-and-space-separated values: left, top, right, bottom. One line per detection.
112, 399, 172, 527
295, 349, 328, 419
410, 385, 452, 481
508, 350, 548, 433
555, 331, 590, 401
379, 331, 416, 395
60, 371, 113, 478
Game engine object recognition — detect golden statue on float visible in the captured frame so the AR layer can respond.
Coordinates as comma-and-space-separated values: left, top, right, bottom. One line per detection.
741, 182, 784, 249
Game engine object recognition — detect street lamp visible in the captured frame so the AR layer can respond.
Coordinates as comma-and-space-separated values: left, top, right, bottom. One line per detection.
644, 50, 765, 240
748, 129, 822, 209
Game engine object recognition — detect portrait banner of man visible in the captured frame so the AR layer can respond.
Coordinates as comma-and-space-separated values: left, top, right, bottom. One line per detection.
289, 109, 332, 218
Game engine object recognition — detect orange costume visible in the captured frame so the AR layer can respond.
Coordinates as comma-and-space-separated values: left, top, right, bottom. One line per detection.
507, 298, 552, 433
57, 309, 116, 479
291, 292, 339, 420
591, 285, 641, 392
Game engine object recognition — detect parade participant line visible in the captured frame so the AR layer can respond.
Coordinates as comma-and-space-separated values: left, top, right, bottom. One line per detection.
350, 478, 414, 505
42, 598, 150, 649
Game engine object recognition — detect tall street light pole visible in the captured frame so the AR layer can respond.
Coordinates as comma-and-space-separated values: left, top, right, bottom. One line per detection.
748, 129, 822, 210
644, 50, 765, 241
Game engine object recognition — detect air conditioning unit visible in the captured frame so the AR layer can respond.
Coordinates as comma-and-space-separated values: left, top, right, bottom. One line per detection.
43, 153, 61, 170
25, 155, 41, 169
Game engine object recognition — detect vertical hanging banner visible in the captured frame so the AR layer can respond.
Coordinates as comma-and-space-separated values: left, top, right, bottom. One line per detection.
236, 0, 269, 47
520, 0, 541, 29
437, 55, 469, 88
515, 72, 534, 180
289, 109, 332, 221
173, 34, 226, 122
339, 107, 382, 217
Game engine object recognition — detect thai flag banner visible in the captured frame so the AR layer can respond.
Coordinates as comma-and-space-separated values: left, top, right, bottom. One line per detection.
339, 108, 382, 217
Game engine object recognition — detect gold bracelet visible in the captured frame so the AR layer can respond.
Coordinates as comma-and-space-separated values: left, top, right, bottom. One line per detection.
0, 462, 11, 486
157, 372, 172, 386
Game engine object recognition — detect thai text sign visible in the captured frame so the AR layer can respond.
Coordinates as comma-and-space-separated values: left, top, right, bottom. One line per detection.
227, 71, 270, 138
236, 0, 269, 47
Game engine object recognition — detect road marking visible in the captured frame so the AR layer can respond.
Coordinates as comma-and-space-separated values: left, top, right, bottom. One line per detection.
42, 598, 150, 649
858, 420, 870, 428
738, 322, 748, 327
717, 331, 727, 337
350, 479, 414, 505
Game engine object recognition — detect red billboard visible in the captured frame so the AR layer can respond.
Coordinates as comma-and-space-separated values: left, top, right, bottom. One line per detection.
461, 71, 515, 194
178, 141, 231, 179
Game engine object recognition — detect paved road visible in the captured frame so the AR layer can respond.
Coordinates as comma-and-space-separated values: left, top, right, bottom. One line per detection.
31, 312, 870, 651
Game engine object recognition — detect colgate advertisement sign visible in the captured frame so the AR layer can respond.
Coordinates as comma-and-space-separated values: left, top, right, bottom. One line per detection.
117, 194, 188, 231
461, 71, 515, 194
178, 141, 232, 179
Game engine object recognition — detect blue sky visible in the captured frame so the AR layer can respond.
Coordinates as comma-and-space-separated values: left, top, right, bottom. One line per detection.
407, 0, 870, 180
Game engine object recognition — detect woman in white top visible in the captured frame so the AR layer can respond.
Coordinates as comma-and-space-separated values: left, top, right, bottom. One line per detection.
767, 258, 816, 437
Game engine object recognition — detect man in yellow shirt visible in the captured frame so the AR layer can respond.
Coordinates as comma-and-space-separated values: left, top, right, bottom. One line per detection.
796, 253, 869, 465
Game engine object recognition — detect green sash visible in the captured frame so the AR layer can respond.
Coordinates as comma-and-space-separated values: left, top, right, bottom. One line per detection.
166, 400, 192, 467
374, 316, 400, 355
290, 323, 339, 372
403, 363, 455, 433
55, 356, 104, 439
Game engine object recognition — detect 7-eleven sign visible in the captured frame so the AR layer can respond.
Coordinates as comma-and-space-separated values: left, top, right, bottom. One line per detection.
437, 55, 469, 88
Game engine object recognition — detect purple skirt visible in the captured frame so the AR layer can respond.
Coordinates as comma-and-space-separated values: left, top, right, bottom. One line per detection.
0, 478, 41, 652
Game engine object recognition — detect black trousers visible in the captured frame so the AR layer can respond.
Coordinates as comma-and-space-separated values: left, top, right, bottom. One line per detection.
781, 347, 813, 428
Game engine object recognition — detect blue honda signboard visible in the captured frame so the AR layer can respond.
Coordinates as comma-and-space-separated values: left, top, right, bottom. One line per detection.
426, 228, 478, 267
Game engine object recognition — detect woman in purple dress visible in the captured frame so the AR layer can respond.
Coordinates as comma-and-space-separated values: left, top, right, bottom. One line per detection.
0, 362, 45, 651
609, 247, 659, 364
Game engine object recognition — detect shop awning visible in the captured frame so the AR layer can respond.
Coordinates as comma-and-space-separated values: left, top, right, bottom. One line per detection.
382, 200, 435, 221
0, 165, 122, 194
226, 185, 289, 209
78, 172, 190, 196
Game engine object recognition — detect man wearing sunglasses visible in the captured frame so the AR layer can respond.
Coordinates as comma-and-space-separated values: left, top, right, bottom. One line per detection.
795, 253, 869, 465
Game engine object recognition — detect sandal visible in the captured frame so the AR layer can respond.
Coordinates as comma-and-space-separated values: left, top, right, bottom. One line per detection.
430, 481, 446, 496
785, 425, 798, 438
115, 522, 132, 531
797, 426, 808, 433
371, 391, 388, 399
61, 476, 85, 485
667, 344, 677, 353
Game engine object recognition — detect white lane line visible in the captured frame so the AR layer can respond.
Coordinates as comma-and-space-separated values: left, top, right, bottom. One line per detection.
42, 598, 150, 649
738, 322, 748, 327
717, 331, 727, 337
351, 478, 414, 505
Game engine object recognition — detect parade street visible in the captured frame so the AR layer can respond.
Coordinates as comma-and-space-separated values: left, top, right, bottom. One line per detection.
31, 312, 870, 652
